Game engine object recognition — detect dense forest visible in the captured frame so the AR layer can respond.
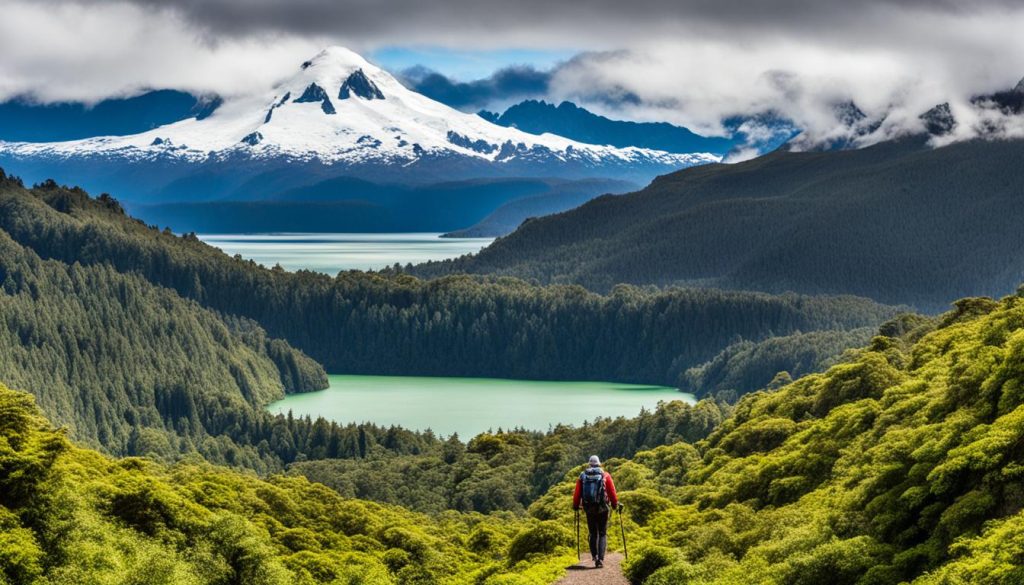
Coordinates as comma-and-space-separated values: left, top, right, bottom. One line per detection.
680, 327, 878, 399
0, 221, 461, 472
0, 171, 898, 390
535, 290, 1024, 583
4, 287, 1024, 583
413, 138, 1024, 311
442, 178, 636, 238
0, 381, 579, 584
288, 398, 728, 514
0, 223, 321, 455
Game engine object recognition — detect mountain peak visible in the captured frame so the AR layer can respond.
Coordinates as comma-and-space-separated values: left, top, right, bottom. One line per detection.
1015, 77, 1024, 93
301, 46, 377, 75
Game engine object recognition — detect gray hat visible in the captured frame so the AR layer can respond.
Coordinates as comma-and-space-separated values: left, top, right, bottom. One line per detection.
588, 455, 601, 467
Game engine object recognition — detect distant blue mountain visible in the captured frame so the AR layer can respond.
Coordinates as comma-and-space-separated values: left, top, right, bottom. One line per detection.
479, 100, 738, 155
0, 90, 215, 142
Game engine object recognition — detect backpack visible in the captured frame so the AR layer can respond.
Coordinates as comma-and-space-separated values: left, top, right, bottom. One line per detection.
580, 468, 606, 507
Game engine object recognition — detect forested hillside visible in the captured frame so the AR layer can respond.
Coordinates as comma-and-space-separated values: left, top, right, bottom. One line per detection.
288, 398, 727, 514
0, 171, 898, 389
442, 178, 636, 237
414, 138, 1024, 311
0, 381, 578, 584
4, 287, 1024, 584
528, 290, 1024, 584
679, 327, 878, 399
0, 216, 462, 473
0, 221, 331, 467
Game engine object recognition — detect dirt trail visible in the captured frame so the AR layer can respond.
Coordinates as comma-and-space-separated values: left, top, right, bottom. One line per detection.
556, 552, 629, 585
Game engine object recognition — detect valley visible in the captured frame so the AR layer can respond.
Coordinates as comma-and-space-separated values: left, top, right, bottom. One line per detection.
2, 10, 1024, 584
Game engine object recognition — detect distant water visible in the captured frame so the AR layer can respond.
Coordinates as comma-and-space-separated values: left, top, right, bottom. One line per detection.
199, 233, 494, 274
268, 375, 693, 438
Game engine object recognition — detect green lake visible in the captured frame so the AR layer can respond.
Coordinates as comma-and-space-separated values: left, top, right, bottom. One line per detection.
267, 375, 693, 438
198, 233, 493, 274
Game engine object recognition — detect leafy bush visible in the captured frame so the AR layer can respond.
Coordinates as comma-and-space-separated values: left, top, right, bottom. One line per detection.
619, 490, 673, 526
468, 525, 507, 555
507, 521, 572, 564
382, 548, 411, 573
622, 545, 677, 585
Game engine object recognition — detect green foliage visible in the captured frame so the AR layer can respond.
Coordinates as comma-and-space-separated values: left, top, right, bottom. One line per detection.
588, 292, 1024, 583
289, 399, 728, 514
0, 506, 43, 583
0, 381, 572, 584
4, 168, 1024, 584
681, 328, 876, 399
507, 521, 572, 564
622, 546, 677, 585
0, 202, 467, 474
0, 221, 332, 470
619, 491, 672, 526
468, 525, 508, 556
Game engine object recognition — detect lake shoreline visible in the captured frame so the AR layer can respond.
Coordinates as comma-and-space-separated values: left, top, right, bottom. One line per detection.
198, 232, 494, 274
269, 374, 694, 439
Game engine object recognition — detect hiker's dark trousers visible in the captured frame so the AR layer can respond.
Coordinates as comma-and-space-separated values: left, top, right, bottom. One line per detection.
584, 504, 609, 560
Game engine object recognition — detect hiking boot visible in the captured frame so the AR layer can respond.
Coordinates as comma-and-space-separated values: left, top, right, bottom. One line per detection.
595, 559, 603, 568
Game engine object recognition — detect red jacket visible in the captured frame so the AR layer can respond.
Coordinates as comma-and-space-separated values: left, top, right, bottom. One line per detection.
573, 468, 618, 508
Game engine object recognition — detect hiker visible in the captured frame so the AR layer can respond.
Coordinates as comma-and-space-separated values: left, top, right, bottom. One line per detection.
572, 455, 620, 568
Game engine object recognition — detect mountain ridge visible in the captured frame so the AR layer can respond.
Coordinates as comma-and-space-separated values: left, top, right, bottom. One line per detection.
411, 137, 1024, 311
480, 99, 737, 155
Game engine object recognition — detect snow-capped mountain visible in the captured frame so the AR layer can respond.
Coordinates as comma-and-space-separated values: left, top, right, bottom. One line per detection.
0, 47, 717, 202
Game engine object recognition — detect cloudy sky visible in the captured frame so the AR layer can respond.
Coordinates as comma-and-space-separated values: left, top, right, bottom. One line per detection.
3, 0, 1024, 144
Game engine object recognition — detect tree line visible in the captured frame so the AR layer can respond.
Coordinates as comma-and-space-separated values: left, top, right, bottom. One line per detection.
0, 172, 898, 390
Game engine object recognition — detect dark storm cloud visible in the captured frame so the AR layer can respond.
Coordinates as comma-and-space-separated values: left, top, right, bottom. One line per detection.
46, 0, 1023, 41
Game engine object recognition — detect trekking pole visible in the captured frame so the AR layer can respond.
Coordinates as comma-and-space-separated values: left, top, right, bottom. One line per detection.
618, 505, 628, 559
575, 509, 581, 561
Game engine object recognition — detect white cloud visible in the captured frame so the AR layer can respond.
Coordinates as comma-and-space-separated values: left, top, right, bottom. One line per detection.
2, 0, 1024, 147
0, 2, 327, 103
544, 10, 1024, 146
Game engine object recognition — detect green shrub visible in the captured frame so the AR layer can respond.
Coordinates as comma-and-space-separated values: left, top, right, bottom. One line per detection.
468, 525, 507, 555
507, 521, 572, 564
0, 508, 43, 584
620, 490, 673, 526
396, 564, 436, 584
645, 562, 701, 585
378, 526, 429, 560
622, 545, 677, 585
382, 548, 412, 573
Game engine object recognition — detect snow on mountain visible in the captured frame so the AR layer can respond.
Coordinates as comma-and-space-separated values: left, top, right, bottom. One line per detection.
0, 47, 718, 172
